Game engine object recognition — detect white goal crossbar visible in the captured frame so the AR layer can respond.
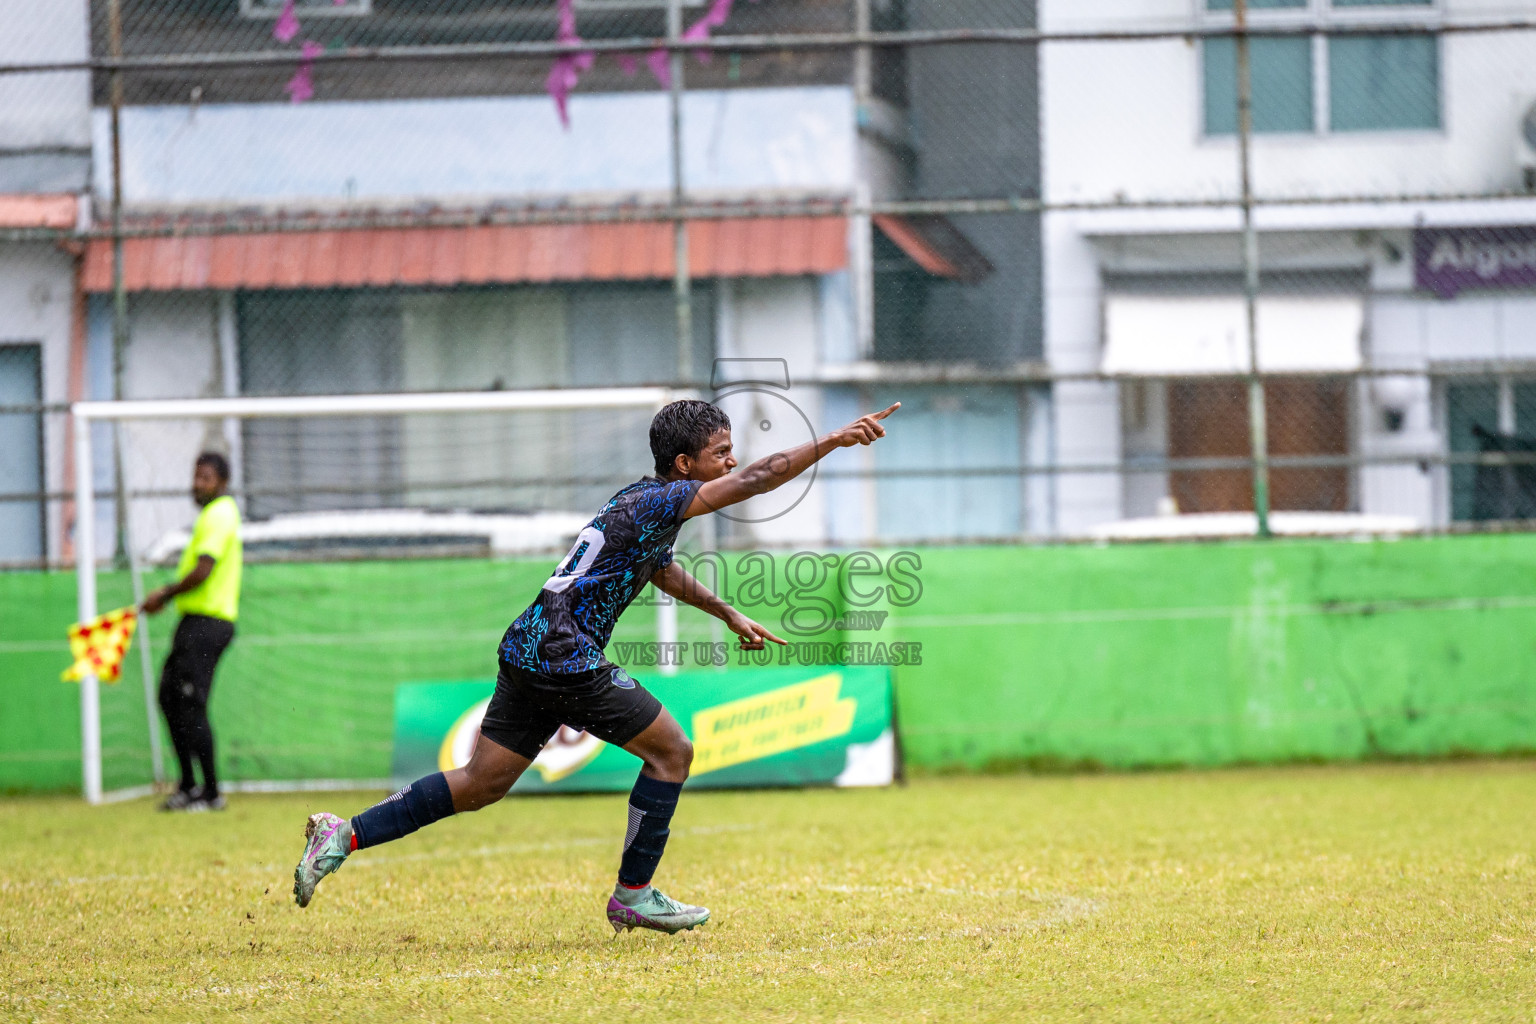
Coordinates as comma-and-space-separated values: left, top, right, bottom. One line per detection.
71, 387, 679, 803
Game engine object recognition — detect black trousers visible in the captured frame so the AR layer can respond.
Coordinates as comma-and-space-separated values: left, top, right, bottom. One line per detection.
158, 614, 235, 795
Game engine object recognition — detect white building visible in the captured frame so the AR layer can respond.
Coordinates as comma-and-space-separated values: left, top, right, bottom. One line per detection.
0, 0, 90, 565
87, 87, 862, 553
76, 0, 1050, 558
1041, 0, 1536, 533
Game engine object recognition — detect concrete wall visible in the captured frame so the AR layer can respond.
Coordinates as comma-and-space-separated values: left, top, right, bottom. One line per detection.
1043, 213, 1123, 531
112, 293, 230, 558
0, 0, 90, 190
0, 245, 78, 563
0, 0, 91, 564
715, 276, 830, 547
8, 533, 1536, 791
92, 88, 858, 208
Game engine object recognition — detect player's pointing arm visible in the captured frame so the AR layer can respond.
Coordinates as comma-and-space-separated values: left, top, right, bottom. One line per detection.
683, 403, 899, 519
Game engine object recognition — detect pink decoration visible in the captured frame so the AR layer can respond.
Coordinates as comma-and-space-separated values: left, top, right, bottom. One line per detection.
284, 40, 325, 103
273, 0, 299, 42
683, 0, 740, 63
545, 0, 595, 129
646, 48, 671, 88
284, 64, 314, 103
543, 0, 750, 124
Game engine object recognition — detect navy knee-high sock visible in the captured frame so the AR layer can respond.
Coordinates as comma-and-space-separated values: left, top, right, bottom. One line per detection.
618, 774, 684, 887
350, 772, 456, 850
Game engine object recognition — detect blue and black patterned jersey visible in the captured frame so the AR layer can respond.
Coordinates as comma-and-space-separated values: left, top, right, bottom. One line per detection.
500, 477, 703, 675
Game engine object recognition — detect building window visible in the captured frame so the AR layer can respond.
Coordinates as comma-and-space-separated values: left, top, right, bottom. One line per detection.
1445, 379, 1536, 522
1201, 0, 1440, 136
1327, 34, 1439, 131
1202, 37, 1314, 135
1205, 0, 1307, 9
240, 0, 370, 17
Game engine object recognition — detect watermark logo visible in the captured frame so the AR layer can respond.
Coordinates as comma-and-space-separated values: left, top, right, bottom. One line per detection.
638, 548, 924, 636
609, 638, 923, 669
626, 547, 926, 666
708, 358, 820, 525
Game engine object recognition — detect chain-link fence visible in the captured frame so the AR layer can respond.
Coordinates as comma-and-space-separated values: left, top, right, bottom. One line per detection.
4, 1, 1536, 570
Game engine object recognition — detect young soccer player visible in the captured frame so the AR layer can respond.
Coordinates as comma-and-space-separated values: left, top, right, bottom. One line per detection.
292, 398, 898, 933
142, 452, 242, 812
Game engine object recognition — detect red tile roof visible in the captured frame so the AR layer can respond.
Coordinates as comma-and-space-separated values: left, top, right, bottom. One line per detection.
873, 214, 994, 284
82, 216, 848, 292
0, 195, 77, 230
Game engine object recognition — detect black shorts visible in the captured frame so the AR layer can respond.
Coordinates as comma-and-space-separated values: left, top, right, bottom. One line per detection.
479, 660, 664, 761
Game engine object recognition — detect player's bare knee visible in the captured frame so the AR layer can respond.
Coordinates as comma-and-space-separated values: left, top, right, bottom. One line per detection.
655, 736, 693, 782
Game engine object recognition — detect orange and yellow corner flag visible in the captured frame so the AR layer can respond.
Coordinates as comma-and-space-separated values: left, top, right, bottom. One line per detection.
61, 606, 138, 684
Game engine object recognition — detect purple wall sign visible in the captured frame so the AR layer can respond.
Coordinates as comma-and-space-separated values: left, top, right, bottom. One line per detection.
1415, 226, 1536, 299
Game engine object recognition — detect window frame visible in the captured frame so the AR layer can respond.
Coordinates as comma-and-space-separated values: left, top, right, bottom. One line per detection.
1196, 0, 1443, 140
240, 0, 371, 18
1435, 372, 1536, 524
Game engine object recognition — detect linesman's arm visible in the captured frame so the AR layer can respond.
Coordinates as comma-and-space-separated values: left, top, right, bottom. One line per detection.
142, 555, 215, 615
683, 403, 899, 519
650, 560, 786, 650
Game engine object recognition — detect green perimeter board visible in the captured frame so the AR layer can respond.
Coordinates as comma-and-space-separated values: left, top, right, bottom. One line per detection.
888, 535, 1536, 769
4, 535, 1536, 790
0, 553, 845, 791
390, 665, 893, 792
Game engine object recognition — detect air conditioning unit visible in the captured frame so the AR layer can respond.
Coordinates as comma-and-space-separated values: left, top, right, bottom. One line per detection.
1518, 99, 1536, 193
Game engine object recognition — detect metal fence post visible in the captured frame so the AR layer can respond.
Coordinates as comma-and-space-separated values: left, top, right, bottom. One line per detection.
108, 0, 132, 563
668, 0, 693, 386
1234, 0, 1273, 538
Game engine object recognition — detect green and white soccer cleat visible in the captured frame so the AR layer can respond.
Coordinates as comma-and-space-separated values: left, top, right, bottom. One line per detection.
606, 884, 710, 934
292, 812, 352, 908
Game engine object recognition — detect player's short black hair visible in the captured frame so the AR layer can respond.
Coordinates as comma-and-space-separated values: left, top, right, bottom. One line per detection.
195, 451, 230, 483
650, 400, 731, 476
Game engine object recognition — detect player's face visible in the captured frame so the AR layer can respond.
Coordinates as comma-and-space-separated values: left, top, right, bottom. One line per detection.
191, 463, 225, 506
689, 428, 737, 482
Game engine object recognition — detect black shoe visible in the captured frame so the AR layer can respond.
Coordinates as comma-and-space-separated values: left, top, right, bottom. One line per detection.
187, 793, 227, 812
159, 789, 198, 812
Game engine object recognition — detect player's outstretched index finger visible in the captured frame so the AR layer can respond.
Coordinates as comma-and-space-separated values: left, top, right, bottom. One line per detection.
870, 402, 901, 421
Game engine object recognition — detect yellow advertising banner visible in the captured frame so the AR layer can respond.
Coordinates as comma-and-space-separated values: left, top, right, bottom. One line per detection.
690, 672, 857, 776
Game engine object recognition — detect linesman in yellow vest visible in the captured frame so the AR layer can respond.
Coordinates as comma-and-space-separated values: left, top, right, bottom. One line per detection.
142, 451, 242, 812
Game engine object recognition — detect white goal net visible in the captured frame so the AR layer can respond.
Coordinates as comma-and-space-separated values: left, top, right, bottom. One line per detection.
71, 387, 683, 803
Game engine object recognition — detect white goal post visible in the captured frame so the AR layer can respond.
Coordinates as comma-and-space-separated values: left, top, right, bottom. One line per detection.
71, 386, 682, 804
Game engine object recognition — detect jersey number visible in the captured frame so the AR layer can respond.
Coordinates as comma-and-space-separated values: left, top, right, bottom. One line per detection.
543, 526, 606, 593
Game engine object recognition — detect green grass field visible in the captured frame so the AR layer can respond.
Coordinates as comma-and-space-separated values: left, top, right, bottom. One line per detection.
2, 764, 1533, 1022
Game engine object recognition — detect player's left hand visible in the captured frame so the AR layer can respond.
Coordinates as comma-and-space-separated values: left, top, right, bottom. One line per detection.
727, 614, 787, 650
141, 587, 170, 615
